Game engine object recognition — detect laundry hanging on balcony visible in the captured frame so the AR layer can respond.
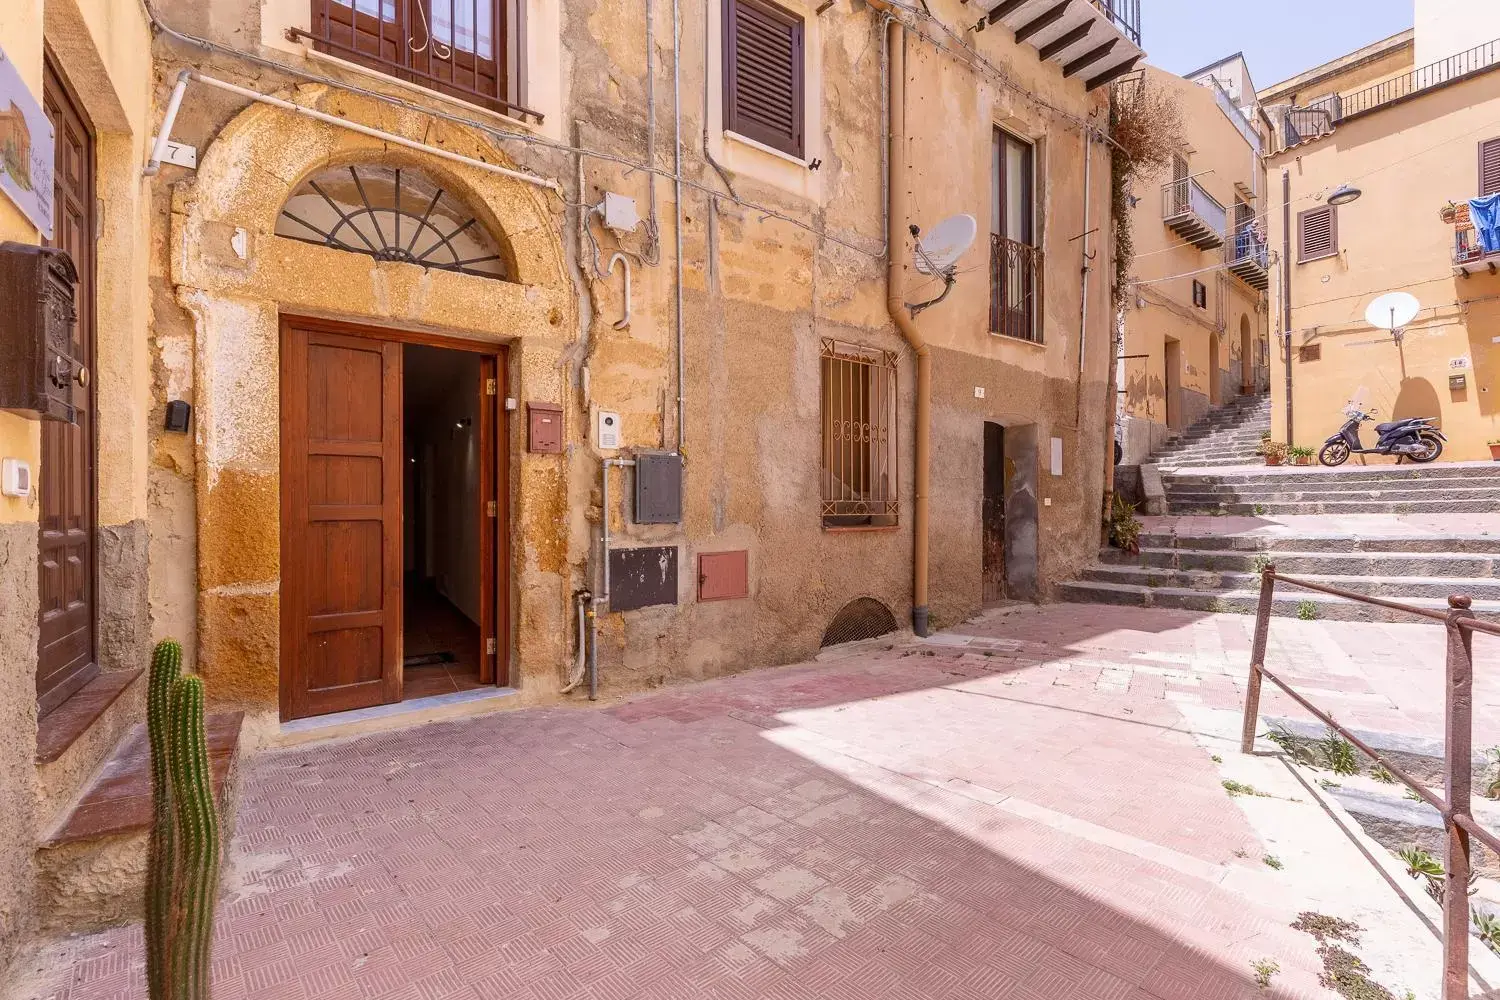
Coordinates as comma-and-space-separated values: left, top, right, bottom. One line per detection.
1468, 194, 1500, 253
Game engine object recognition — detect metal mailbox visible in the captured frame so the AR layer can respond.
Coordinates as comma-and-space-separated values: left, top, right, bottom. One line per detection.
0, 242, 81, 422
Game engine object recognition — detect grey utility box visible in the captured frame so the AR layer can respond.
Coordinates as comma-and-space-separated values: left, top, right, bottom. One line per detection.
634, 450, 683, 524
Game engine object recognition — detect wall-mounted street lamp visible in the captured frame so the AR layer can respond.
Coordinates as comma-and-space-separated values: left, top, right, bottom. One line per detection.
1326, 184, 1364, 207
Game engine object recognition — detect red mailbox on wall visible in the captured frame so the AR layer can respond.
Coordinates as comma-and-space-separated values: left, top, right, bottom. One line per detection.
527, 401, 564, 454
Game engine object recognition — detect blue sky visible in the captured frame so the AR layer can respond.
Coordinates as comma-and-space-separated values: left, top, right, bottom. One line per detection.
1142, 0, 1414, 90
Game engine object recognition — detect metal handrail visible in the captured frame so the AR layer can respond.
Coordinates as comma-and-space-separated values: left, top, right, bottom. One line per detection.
1298, 38, 1500, 127
1240, 566, 1496, 999
1229, 223, 1268, 268
989, 233, 1043, 343
1161, 177, 1227, 236
1083, 0, 1141, 45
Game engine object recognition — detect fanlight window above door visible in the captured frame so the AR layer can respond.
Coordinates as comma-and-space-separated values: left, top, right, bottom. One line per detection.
275, 164, 510, 280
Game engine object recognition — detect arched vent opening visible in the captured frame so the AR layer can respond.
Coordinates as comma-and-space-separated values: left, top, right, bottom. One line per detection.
275, 164, 512, 280
821, 597, 899, 648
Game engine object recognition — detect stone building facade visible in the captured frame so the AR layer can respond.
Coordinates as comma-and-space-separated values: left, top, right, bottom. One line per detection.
0, 0, 1131, 959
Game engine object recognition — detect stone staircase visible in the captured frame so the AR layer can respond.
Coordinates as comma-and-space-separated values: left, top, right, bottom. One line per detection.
1060, 530, 1500, 622
1165, 464, 1500, 516
1149, 392, 1271, 469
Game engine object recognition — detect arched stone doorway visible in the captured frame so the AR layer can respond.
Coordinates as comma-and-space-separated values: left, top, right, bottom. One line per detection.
167, 86, 574, 716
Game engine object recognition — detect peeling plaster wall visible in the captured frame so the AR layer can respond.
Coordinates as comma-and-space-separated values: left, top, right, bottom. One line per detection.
140, 0, 1116, 724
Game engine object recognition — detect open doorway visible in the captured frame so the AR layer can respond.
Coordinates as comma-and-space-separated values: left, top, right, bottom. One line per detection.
403, 344, 486, 699
982, 423, 1006, 605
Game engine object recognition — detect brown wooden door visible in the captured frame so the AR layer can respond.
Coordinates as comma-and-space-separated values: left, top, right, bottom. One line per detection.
280, 322, 403, 720
36, 59, 97, 717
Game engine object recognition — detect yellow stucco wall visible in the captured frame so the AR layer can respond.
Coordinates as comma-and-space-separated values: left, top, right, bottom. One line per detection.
1267, 70, 1500, 461
0, 0, 153, 971
1120, 65, 1269, 463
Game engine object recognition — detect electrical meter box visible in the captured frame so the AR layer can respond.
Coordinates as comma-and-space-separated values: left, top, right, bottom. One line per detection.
0, 242, 80, 422
633, 450, 683, 524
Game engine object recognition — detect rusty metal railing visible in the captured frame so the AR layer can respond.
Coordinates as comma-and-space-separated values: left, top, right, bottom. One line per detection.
1240, 566, 1500, 999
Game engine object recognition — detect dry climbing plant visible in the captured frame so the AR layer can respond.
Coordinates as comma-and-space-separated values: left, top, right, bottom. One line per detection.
1108, 77, 1185, 310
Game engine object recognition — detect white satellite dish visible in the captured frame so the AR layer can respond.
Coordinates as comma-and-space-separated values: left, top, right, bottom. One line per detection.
1365, 291, 1421, 332
914, 214, 978, 275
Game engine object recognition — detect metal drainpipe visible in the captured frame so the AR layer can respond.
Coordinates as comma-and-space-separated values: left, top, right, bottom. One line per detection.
646, 0, 661, 261
881, 18, 931, 638
1281, 168, 1294, 445
1075, 125, 1093, 425
592, 457, 636, 700
672, 0, 687, 454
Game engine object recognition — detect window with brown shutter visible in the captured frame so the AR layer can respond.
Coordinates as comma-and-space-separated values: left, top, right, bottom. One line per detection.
1191, 280, 1207, 309
724, 0, 805, 158
1481, 138, 1500, 197
1298, 343, 1321, 363
1297, 206, 1338, 263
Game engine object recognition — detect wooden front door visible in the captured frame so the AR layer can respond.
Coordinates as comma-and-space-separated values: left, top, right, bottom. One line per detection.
36, 59, 97, 717
280, 321, 403, 720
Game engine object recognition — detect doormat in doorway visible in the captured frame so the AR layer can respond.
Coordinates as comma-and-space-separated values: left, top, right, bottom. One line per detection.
403, 652, 457, 667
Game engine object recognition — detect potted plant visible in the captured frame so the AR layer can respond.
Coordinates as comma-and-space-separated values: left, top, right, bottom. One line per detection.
1441, 200, 1460, 224
1109, 495, 1143, 555
1255, 430, 1271, 456
1290, 445, 1314, 466
1490, 439, 1500, 461
1264, 441, 1287, 466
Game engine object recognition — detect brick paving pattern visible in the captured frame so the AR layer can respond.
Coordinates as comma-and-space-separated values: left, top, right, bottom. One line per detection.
26, 603, 1488, 1000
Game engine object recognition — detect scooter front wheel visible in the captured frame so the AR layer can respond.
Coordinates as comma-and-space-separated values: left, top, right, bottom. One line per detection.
1319, 441, 1350, 467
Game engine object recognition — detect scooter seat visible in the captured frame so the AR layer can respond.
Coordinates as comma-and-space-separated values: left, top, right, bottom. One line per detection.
1375, 419, 1422, 433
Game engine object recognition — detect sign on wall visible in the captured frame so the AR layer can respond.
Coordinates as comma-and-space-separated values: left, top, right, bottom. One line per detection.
0, 47, 54, 239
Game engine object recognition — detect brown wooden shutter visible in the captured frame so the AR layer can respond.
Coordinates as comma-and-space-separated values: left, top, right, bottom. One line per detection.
1481, 138, 1500, 197
724, 0, 804, 158
1297, 206, 1337, 262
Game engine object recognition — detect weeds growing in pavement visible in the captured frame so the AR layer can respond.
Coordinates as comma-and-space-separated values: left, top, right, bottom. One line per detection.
1262, 854, 1283, 870
1319, 729, 1360, 776
1251, 958, 1279, 989
1264, 725, 1318, 765
1297, 600, 1318, 621
1370, 764, 1396, 784
1483, 746, 1500, 799
1474, 910, 1500, 955
1223, 780, 1270, 798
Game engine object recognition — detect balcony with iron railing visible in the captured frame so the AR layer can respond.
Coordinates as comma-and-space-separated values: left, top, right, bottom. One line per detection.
975, 0, 1143, 90
1161, 177, 1227, 250
1448, 201, 1500, 276
990, 234, 1043, 343
1282, 39, 1500, 149
290, 0, 542, 123
1227, 222, 1269, 291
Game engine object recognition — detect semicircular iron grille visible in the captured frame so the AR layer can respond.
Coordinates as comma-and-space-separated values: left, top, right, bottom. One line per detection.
820, 597, 899, 648
275, 164, 510, 280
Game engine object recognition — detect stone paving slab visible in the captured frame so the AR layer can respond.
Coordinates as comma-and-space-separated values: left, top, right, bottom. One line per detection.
1141, 512, 1500, 539
11, 605, 1494, 1000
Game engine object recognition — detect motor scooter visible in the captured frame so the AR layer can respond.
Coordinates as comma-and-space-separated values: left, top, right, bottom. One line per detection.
1318, 404, 1444, 466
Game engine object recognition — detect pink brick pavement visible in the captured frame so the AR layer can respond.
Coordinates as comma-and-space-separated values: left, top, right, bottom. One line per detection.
22, 603, 1480, 1000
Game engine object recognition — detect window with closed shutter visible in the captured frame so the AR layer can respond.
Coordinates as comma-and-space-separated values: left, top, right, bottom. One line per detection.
1481, 138, 1500, 197
1297, 206, 1338, 263
724, 0, 805, 158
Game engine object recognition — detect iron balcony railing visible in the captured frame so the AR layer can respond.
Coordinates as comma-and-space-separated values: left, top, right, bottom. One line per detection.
1229, 224, 1268, 269
1161, 177, 1227, 248
1084, 0, 1141, 46
291, 0, 543, 123
1291, 38, 1500, 141
1240, 566, 1499, 1000
990, 234, 1043, 343
1448, 201, 1500, 272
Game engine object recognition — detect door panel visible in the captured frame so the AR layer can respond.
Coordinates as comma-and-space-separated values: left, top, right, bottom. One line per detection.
37, 58, 97, 717
281, 324, 403, 719
981, 422, 1006, 605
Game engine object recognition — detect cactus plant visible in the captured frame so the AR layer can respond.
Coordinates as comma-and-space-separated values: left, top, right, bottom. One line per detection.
144, 639, 222, 1000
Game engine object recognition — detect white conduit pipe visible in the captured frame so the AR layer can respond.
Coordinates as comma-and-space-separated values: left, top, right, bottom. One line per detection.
144, 69, 192, 176
187, 72, 564, 194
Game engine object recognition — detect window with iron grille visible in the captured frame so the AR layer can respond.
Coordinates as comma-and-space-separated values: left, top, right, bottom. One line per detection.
301, 0, 534, 121
1481, 137, 1500, 197
991, 127, 1041, 342
821, 339, 898, 529
724, 0, 805, 158
1297, 205, 1338, 263
1191, 279, 1207, 309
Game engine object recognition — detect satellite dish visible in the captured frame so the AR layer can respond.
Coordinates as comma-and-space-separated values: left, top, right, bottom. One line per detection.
914, 214, 978, 275
1365, 291, 1420, 331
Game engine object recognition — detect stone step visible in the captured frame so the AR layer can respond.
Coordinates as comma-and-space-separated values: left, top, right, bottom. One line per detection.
1078, 563, 1500, 600
35, 669, 145, 840
1165, 487, 1500, 508
1136, 532, 1500, 554
1165, 465, 1500, 487
1056, 580, 1500, 623
1170, 497, 1500, 516
1166, 477, 1500, 498
1097, 546, 1500, 576
35, 711, 244, 933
